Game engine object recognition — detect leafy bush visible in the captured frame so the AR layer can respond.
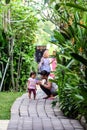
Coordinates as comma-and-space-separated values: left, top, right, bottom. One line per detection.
51, 0, 87, 122
0, 1, 38, 91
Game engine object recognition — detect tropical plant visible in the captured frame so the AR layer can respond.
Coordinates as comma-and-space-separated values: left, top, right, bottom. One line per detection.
0, 0, 38, 91
49, 0, 87, 122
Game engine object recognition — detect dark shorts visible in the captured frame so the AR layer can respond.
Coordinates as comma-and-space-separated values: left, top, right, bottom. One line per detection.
28, 89, 36, 95
40, 85, 57, 97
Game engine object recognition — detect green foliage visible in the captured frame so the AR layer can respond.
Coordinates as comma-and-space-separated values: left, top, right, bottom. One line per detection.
0, 92, 24, 119
65, 3, 87, 12
51, 0, 87, 122
54, 30, 65, 44
0, 1, 38, 91
5, 0, 10, 4
55, 64, 81, 118
71, 53, 87, 66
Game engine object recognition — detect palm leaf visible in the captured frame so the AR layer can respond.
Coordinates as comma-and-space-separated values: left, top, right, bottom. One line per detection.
70, 53, 87, 66
59, 54, 71, 60
58, 63, 71, 72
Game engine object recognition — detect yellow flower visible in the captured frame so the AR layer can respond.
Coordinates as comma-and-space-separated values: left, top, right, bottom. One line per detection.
79, 47, 83, 52
80, 20, 84, 25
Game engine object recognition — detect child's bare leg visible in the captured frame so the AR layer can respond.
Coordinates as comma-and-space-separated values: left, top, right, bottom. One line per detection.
33, 90, 36, 100
34, 94, 36, 100
28, 92, 31, 99
29, 94, 31, 99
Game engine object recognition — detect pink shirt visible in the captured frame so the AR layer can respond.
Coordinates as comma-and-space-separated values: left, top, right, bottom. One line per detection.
51, 58, 57, 71
28, 78, 37, 89
49, 58, 57, 78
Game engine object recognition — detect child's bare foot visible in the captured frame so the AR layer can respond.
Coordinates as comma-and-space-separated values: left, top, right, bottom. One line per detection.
43, 96, 50, 99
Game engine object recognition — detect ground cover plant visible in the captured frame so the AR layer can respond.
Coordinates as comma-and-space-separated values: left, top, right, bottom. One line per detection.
0, 92, 24, 119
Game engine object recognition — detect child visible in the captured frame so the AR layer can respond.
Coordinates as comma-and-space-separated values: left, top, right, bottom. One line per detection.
27, 72, 37, 100
38, 50, 51, 74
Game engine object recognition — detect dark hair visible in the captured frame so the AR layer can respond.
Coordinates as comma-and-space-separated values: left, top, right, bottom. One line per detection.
30, 72, 36, 77
38, 70, 50, 76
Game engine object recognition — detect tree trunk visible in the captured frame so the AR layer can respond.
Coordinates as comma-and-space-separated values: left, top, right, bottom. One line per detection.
10, 38, 15, 90
3, 12, 7, 32
0, 58, 10, 91
16, 43, 23, 91
16, 48, 21, 91
6, 8, 15, 90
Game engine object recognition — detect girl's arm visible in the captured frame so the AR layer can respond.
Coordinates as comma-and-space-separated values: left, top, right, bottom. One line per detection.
49, 58, 56, 64
27, 80, 30, 88
38, 57, 44, 68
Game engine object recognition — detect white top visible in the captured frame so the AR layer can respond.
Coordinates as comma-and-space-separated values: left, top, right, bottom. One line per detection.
48, 76, 58, 93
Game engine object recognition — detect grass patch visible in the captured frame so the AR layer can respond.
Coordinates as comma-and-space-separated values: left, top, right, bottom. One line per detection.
0, 91, 25, 119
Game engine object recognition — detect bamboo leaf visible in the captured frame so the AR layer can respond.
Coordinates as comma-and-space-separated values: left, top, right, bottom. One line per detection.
65, 3, 87, 12
58, 63, 71, 71
66, 59, 74, 68
77, 22, 87, 29
59, 54, 71, 60
54, 30, 65, 43
75, 94, 84, 101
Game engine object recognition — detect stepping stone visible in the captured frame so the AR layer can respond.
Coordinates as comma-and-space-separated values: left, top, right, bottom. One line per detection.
51, 118, 64, 130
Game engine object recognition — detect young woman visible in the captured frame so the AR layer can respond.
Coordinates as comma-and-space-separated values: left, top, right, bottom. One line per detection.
39, 70, 58, 99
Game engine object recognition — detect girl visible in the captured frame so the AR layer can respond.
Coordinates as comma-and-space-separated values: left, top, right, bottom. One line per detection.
27, 72, 37, 100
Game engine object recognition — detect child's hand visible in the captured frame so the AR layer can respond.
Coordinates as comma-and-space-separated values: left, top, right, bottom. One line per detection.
37, 81, 42, 85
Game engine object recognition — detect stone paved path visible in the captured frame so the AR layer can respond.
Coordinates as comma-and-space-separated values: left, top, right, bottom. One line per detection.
0, 120, 9, 130
7, 87, 84, 130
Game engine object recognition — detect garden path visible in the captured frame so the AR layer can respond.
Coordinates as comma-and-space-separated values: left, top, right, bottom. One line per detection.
0, 120, 9, 130
7, 86, 84, 130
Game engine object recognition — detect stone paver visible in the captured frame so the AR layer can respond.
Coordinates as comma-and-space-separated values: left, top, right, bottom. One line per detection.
0, 120, 9, 130
7, 87, 84, 130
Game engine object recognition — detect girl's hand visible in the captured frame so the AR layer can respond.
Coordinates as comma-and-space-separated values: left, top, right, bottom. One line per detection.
37, 81, 42, 85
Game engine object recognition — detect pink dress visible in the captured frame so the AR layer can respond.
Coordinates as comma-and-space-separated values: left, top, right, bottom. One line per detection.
50, 58, 57, 78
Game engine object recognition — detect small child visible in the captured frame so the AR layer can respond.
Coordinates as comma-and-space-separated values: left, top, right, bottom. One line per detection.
27, 72, 37, 100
